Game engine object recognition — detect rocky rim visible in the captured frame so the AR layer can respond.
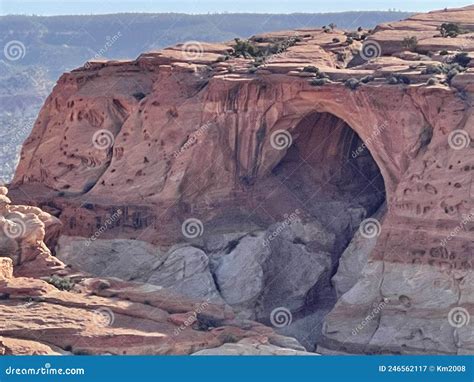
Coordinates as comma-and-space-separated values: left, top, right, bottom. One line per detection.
2, 5, 474, 355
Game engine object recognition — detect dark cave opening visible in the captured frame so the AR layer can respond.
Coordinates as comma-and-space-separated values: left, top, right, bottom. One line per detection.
258, 111, 387, 350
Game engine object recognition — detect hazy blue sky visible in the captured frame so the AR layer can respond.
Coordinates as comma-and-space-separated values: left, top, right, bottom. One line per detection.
1, 0, 472, 15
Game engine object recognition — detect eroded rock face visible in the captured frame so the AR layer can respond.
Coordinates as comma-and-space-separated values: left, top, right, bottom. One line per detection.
8, 6, 474, 354
0, 191, 309, 355
0, 187, 65, 278
55, 218, 338, 325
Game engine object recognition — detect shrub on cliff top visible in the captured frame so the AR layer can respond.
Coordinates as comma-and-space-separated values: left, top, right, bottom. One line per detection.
402, 36, 418, 51
452, 52, 471, 67
302, 65, 319, 73
233, 38, 259, 58
310, 78, 329, 86
345, 78, 360, 90
440, 23, 462, 37
47, 275, 75, 291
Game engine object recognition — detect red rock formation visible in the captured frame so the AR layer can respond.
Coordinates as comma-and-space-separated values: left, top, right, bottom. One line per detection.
0, 189, 309, 355
8, 6, 474, 354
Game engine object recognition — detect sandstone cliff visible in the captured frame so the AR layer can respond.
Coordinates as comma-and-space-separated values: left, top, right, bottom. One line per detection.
6, 6, 474, 354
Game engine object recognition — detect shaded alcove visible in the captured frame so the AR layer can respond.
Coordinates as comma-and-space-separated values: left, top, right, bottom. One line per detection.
254, 111, 387, 349
269, 111, 386, 253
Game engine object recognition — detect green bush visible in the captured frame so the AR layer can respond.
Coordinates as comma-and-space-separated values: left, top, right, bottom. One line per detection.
421, 65, 443, 75
233, 38, 259, 58
310, 78, 329, 86
402, 36, 418, 51
387, 75, 411, 85
302, 65, 319, 73
439, 50, 449, 56
345, 78, 360, 90
360, 75, 374, 83
452, 52, 471, 67
426, 77, 438, 86
440, 23, 461, 37
47, 275, 75, 291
